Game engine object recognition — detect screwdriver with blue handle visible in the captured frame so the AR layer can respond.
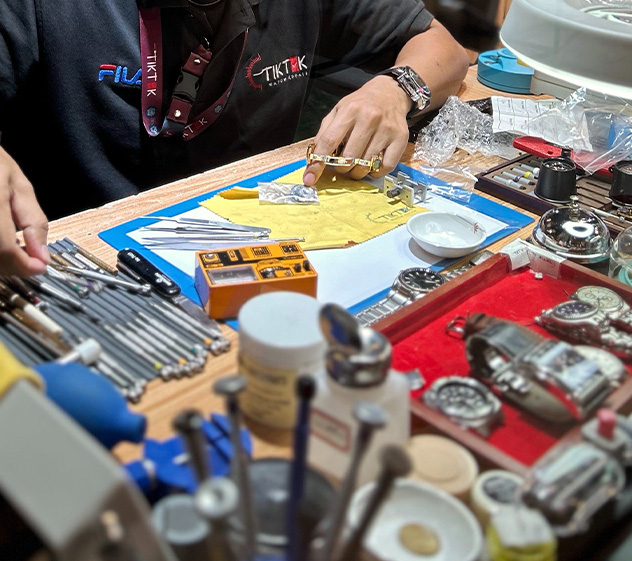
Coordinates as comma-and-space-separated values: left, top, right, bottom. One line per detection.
116, 248, 230, 354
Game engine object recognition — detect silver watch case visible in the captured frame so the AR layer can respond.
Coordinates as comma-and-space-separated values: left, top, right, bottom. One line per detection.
423, 376, 503, 437
378, 66, 431, 119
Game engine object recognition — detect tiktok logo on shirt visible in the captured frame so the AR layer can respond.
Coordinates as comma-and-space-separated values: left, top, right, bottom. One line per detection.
245, 53, 308, 90
98, 64, 142, 86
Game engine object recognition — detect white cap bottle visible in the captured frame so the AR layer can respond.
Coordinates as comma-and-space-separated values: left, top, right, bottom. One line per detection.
308, 304, 410, 486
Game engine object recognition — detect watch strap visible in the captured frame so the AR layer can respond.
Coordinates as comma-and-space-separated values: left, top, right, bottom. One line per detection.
376, 66, 431, 120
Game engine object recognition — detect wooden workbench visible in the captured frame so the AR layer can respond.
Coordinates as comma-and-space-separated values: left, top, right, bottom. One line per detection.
46, 65, 540, 465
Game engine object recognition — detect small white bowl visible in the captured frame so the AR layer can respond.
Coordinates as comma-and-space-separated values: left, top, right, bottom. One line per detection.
347, 479, 483, 561
407, 212, 487, 258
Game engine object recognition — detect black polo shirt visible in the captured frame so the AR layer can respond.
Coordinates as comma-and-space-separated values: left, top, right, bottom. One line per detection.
0, 0, 433, 219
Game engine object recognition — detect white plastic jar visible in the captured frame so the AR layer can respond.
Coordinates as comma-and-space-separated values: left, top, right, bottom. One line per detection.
237, 292, 326, 429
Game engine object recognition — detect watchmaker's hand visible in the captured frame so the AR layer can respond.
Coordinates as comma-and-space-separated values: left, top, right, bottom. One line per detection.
302, 76, 410, 187
0, 146, 50, 276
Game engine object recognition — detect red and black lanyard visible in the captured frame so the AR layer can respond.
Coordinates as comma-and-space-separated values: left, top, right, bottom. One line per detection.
138, 7, 248, 140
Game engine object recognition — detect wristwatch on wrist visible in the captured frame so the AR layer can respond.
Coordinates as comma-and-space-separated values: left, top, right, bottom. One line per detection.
535, 300, 632, 359
423, 376, 504, 437
571, 285, 632, 333
376, 66, 431, 120
356, 267, 445, 327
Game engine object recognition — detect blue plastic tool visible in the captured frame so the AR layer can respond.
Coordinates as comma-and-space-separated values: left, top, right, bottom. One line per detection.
125, 413, 253, 498
34, 361, 146, 449
477, 48, 534, 94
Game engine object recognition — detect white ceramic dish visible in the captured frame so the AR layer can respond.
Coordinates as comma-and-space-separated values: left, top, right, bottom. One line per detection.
347, 478, 483, 561
406, 212, 487, 258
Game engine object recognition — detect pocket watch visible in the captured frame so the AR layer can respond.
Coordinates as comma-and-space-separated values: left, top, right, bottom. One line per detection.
423, 376, 503, 437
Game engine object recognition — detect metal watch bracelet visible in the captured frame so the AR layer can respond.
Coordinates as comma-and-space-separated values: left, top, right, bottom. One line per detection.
355, 250, 493, 327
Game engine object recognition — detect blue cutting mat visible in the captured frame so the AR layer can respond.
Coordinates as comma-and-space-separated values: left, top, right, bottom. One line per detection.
100, 160, 533, 314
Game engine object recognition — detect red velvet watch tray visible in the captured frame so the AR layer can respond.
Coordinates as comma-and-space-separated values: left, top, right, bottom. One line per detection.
374, 252, 632, 476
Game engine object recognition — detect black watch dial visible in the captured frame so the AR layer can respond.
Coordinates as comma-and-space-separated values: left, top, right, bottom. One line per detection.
434, 380, 495, 420
399, 268, 445, 293
553, 301, 597, 320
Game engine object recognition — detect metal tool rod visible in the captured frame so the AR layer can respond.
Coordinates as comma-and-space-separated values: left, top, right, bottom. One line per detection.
318, 402, 387, 561
0, 321, 53, 365
213, 375, 256, 560
26, 276, 86, 311
44, 305, 154, 385
173, 409, 212, 484
194, 477, 240, 561
62, 238, 120, 276
287, 375, 317, 561
52, 264, 152, 294
335, 445, 412, 561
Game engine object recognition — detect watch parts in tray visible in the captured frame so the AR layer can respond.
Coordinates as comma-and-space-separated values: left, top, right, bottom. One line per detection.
475, 153, 632, 237
454, 314, 620, 423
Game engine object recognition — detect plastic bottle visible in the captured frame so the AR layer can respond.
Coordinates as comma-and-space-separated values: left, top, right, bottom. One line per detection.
307, 304, 410, 486
238, 292, 326, 429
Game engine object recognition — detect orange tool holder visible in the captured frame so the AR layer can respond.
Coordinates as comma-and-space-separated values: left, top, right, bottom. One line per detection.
194, 242, 318, 319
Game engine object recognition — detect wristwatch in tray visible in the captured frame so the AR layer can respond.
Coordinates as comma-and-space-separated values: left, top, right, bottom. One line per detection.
535, 300, 632, 359
376, 66, 431, 120
355, 267, 445, 326
423, 376, 503, 437
465, 319, 612, 421
571, 285, 632, 333
355, 250, 494, 327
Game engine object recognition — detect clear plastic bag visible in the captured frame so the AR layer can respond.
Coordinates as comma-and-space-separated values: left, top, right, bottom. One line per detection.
419, 163, 482, 204
258, 181, 320, 204
526, 87, 632, 175
414, 96, 519, 166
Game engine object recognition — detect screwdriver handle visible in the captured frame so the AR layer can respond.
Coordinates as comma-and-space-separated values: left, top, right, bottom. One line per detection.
117, 248, 180, 298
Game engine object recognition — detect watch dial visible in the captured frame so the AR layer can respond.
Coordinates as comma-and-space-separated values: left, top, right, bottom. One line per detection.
574, 286, 624, 311
434, 381, 494, 420
552, 300, 597, 320
399, 268, 445, 293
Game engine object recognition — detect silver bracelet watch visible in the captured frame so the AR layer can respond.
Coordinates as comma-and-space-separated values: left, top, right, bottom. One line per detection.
355, 267, 445, 327
571, 285, 632, 333
423, 376, 504, 437
536, 300, 632, 359
355, 250, 494, 327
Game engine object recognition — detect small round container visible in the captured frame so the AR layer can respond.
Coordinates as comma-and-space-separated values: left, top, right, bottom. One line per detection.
407, 212, 487, 258
238, 292, 326, 429
405, 434, 479, 503
240, 458, 336, 555
470, 469, 525, 529
347, 478, 483, 561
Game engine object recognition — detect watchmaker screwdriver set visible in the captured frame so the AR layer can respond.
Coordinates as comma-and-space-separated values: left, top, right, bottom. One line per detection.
0, 238, 230, 401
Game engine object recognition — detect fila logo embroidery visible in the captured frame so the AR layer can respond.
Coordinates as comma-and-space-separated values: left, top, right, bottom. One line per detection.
99, 64, 141, 86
